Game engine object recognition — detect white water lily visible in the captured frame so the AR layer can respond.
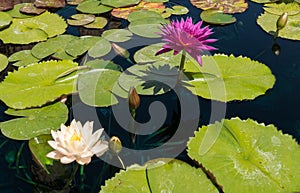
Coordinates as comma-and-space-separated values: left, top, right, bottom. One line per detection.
46, 119, 108, 165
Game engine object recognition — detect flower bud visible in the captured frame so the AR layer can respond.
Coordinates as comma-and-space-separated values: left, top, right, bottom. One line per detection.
128, 86, 140, 110
276, 12, 288, 30
111, 43, 130, 59
272, 43, 281, 56
109, 136, 122, 155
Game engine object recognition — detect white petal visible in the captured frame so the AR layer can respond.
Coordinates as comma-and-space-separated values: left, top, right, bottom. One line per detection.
50, 130, 58, 140
48, 140, 58, 149
60, 156, 76, 164
92, 141, 109, 157
76, 157, 91, 165
88, 128, 104, 147
46, 151, 64, 159
80, 151, 94, 158
82, 121, 93, 142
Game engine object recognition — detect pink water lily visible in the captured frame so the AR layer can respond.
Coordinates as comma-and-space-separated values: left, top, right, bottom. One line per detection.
47, 119, 108, 165
156, 17, 217, 66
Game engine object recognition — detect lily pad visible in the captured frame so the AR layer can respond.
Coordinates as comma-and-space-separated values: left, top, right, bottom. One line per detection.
88, 37, 111, 58
8, 50, 40, 67
263, 2, 300, 16
67, 0, 84, 5
31, 35, 77, 60
184, 54, 275, 102
77, 0, 112, 14
78, 69, 122, 107
249, 0, 278, 3
84, 59, 122, 71
200, 10, 237, 25
84, 17, 107, 29
0, 54, 8, 72
128, 17, 169, 38
0, 11, 12, 29
0, 0, 13, 11
6, 3, 33, 18
65, 36, 102, 57
190, 0, 248, 14
19, 3, 46, 15
167, 5, 189, 15
0, 102, 68, 140
257, 11, 300, 41
67, 14, 95, 26
34, 0, 66, 8
111, 1, 165, 19
187, 117, 300, 193
102, 29, 133, 42
127, 9, 163, 22
0, 60, 78, 109
102, 0, 140, 8
100, 159, 218, 193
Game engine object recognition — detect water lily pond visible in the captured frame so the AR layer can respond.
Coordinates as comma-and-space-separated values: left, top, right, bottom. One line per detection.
0, 0, 300, 192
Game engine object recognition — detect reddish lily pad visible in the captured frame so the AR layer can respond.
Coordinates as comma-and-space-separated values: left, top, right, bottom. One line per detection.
34, 0, 66, 8
20, 3, 46, 15
67, 0, 84, 5
111, 1, 165, 19
190, 0, 248, 14
67, 14, 95, 26
0, 0, 13, 11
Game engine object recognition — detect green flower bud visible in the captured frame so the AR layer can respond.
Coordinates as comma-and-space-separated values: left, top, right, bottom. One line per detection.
276, 12, 288, 30
128, 86, 140, 110
109, 136, 122, 155
111, 43, 130, 59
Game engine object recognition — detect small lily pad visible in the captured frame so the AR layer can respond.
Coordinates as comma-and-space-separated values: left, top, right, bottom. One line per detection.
0, 11, 12, 29
0, 54, 8, 72
167, 5, 189, 15
77, 0, 112, 14
88, 37, 111, 58
67, 14, 95, 26
19, 3, 46, 15
190, 0, 248, 14
34, 0, 66, 8
65, 36, 102, 57
200, 10, 237, 25
84, 17, 107, 29
102, 0, 140, 8
84, 59, 122, 71
8, 50, 40, 67
0, 102, 68, 140
102, 29, 133, 42
263, 2, 300, 16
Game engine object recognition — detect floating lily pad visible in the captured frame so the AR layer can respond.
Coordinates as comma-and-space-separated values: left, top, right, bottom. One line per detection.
187, 118, 300, 193
84, 59, 122, 71
19, 3, 46, 15
111, 1, 165, 19
102, 0, 140, 8
100, 159, 218, 193
127, 9, 163, 22
257, 12, 300, 41
8, 50, 40, 67
78, 69, 122, 107
200, 10, 237, 25
88, 38, 111, 58
77, 0, 112, 14
0, 54, 8, 72
102, 29, 133, 42
6, 3, 33, 18
84, 17, 107, 29
67, 14, 95, 26
190, 0, 248, 14
184, 54, 275, 102
263, 2, 300, 16
34, 0, 66, 8
0, 11, 12, 29
0, 60, 78, 109
0, 0, 13, 11
128, 17, 169, 38
166, 5, 189, 15
0, 102, 68, 140
65, 36, 102, 57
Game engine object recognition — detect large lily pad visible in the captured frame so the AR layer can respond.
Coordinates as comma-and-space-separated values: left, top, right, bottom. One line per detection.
200, 10, 237, 25
190, 0, 248, 14
34, 0, 66, 8
65, 36, 102, 57
257, 11, 300, 41
102, 0, 140, 8
263, 2, 300, 16
8, 50, 40, 67
78, 69, 122, 107
77, 0, 112, 14
0, 11, 12, 29
0, 54, 8, 72
0, 102, 68, 140
102, 29, 133, 42
100, 159, 218, 193
187, 118, 300, 193
0, 60, 78, 109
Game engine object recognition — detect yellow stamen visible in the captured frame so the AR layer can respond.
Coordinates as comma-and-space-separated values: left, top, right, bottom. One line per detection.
71, 132, 81, 141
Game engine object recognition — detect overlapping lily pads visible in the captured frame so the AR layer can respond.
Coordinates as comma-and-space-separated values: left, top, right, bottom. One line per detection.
0, 102, 68, 140
8, 50, 40, 67
187, 118, 300, 193
100, 159, 218, 193
0, 60, 78, 109
67, 14, 95, 26
84, 17, 107, 29
257, 12, 300, 40
65, 36, 102, 57
77, 0, 112, 14
190, 0, 248, 14
0, 53, 8, 72
6, 3, 34, 18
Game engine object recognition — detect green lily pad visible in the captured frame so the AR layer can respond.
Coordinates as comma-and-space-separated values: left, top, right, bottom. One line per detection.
102, 0, 140, 8
0, 102, 68, 140
77, 0, 112, 14
167, 5, 189, 15
127, 10, 163, 22
34, 0, 66, 8
0, 60, 78, 109
102, 29, 133, 42
84, 59, 122, 71
84, 17, 107, 29
65, 36, 102, 57
19, 3, 46, 15
128, 17, 169, 38
31, 34, 77, 60
78, 69, 122, 107
6, 3, 33, 18
263, 2, 300, 16
8, 50, 40, 67
100, 159, 218, 193
88, 37, 111, 58
257, 11, 300, 41
0, 11, 12, 29
187, 117, 300, 193
0, 54, 8, 72
184, 54, 275, 102
190, 0, 248, 14
67, 14, 95, 26
200, 10, 237, 25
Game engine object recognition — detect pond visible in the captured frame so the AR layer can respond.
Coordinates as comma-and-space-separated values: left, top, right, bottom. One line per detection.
0, 0, 300, 192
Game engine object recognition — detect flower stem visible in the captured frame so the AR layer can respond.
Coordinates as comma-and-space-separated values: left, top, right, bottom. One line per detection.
117, 155, 125, 169
63, 163, 79, 190
179, 50, 186, 71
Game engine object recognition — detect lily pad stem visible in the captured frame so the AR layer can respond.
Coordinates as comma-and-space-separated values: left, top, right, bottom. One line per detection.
179, 50, 186, 71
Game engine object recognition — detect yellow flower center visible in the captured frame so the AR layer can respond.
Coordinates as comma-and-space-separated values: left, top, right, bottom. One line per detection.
70, 132, 81, 141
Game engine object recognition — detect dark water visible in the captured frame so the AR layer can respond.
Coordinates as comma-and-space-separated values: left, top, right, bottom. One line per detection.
1, 0, 300, 192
